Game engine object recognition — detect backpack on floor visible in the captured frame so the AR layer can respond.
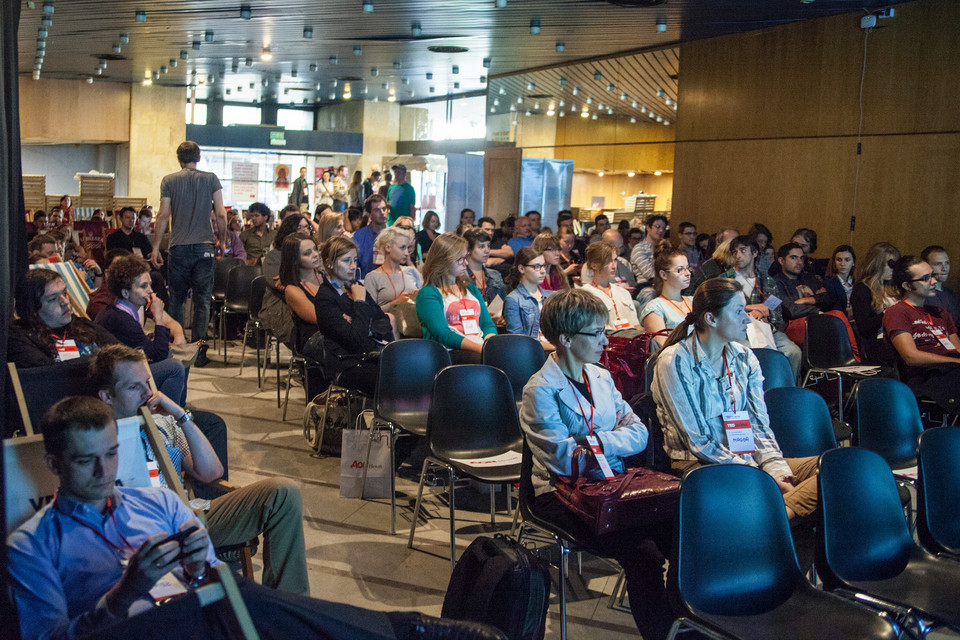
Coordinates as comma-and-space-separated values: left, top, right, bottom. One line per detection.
303, 388, 352, 455
441, 534, 550, 640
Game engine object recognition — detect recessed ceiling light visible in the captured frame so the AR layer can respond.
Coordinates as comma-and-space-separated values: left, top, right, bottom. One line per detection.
180, 50, 189, 60
572, 86, 580, 96
119, 33, 129, 43
354, 46, 362, 56
530, 19, 540, 35
192, 41, 201, 51
556, 42, 565, 52
260, 46, 272, 61
656, 15, 667, 32
135, 10, 146, 22
411, 22, 422, 37
303, 26, 313, 39
426, 72, 433, 80
394, 61, 402, 70
310, 63, 318, 72
170, 59, 178, 67
112, 43, 122, 54
452, 65, 459, 74
630, 117, 636, 123
483, 57, 491, 68
329, 56, 338, 64
241, 4, 252, 19
204, 30, 214, 43
654, 170, 662, 176
362, 0, 373, 12
371, 67, 379, 76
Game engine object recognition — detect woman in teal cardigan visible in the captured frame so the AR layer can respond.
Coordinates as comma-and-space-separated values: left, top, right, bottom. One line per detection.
415, 232, 497, 364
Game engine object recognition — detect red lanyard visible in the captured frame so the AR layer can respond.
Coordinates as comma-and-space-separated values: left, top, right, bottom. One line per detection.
592, 281, 620, 319
567, 373, 595, 436
721, 346, 738, 412
57, 495, 136, 556
903, 300, 934, 326
663, 297, 690, 316
379, 267, 406, 299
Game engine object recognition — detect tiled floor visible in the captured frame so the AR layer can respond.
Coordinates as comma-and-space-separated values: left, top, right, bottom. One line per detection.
188, 341, 641, 639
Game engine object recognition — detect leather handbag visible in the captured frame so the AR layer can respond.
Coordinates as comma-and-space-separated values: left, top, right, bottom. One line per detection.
599, 331, 667, 400
554, 448, 680, 537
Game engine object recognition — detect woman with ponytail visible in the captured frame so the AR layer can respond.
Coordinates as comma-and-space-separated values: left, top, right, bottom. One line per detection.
650, 278, 818, 521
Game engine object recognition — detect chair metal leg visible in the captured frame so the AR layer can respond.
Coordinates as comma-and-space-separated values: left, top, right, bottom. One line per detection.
282, 357, 296, 421
510, 497, 521, 536
559, 545, 569, 640
608, 568, 626, 609
254, 326, 262, 387
407, 458, 433, 550
489, 487, 496, 526
239, 321, 249, 374
275, 338, 281, 408
389, 425, 397, 535
837, 376, 845, 422
448, 468, 457, 571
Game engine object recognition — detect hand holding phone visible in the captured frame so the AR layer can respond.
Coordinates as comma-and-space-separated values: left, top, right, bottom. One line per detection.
157, 525, 199, 561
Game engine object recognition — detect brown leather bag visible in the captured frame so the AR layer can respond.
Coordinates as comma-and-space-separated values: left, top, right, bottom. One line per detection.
553, 448, 680, 537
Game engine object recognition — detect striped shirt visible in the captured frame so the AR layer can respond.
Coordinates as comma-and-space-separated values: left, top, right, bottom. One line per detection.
651, 333, 791, 478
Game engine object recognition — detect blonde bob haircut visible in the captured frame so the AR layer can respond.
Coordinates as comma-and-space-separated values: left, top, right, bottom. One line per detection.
374, 226, 414, 256
315, 212, 344, 244
421, 232, 470, 292
539, 288, 608, 345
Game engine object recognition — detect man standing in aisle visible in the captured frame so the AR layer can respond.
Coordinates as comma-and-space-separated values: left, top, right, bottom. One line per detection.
151, 141, 226, 367
333, 165, 349, 212
290, 166, 310, 212
386, 164, 416, 226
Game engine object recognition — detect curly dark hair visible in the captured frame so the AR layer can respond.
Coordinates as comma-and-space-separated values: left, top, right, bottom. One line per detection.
106, 255, 151, 298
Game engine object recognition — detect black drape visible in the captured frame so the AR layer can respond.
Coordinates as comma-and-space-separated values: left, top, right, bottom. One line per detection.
2, 0, 27, 637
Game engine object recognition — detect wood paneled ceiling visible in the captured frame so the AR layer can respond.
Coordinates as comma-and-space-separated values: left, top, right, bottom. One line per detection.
19, 0, 908, 108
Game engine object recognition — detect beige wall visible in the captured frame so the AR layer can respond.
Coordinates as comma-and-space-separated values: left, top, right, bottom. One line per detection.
672, 0, 960, 285
128, 84, 186, 207
19, 78, 130, 144
315, 102, 364, 134
360, 101, 400, 174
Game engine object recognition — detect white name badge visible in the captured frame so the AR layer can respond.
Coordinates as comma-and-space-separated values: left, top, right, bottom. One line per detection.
763, 295, 782, 311
723, 410, 755, 454
932, 327, 957, 352
586, 435, 615, 479
55, 339, 80, 361
459, 308, 481, 336
147, 460, 162, 487
613, 318, 632, 330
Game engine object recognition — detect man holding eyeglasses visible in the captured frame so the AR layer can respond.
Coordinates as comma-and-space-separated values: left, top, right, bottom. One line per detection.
676, 221, 700, 270
721, 236, 801, 379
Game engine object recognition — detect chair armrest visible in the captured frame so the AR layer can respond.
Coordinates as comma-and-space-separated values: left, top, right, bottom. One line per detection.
207, 479, 243, 493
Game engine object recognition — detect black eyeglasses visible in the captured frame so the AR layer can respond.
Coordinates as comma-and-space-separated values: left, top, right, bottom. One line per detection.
574, 329, 606, 338
909, 272, 938, 283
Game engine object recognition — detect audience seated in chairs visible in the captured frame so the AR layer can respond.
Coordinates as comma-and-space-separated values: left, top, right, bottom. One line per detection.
260, 212, 314, 349
923, 244, 960, 323
9, 268, 118, 368
532, 231, 572, 293
314, 236, 394, 396
277, 235, 323, 354
519, 288, 676, 640
883, 255, 960, 420
92, 345, 309, 595
416, 232, 497, 364
580, 242, 642, 333
850, 242, 901, 367
94, 255, 188, 406
641, 245, 693, 351
364, 226, 423, 337
503, 247, 554, 351
823, 244, 857, 315
463, 227, 506, 312
651, 278, 818, 522
6, 396, 497, 640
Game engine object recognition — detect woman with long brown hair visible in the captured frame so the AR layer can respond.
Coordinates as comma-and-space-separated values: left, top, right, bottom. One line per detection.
651, 278, 817, 521
640, 244, 692, 348
532, 232, 569, 292
850, 241, 901, 366
415, 232, 496, 363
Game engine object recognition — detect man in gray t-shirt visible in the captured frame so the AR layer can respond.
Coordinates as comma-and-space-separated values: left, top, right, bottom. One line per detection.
152, 141, 227, 366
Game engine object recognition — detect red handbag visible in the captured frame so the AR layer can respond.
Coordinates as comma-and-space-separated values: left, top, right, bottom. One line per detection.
599, 331, 667, 400
553, 448, 680, 537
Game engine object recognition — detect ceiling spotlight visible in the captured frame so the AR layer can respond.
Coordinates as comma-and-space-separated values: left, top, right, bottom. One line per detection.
41, 16, 52, 27
547, 107, 555, 116
620, 93, 627, 101
95, 68, 102, 75
225, 88, 231, 95
135, 9, 146, 21
231, 59, 239, 72
241, 4, 252, 19
559, 110, 565, 117
663, 120, 670, 125
490, 107, 496, 113
517, 96, 523, 104
329, 55, 338, 64
331, 79, 338, 86
344, 90, 352, 99
409, 90, 415, 97
631, 100, 639, 108
394, 61, 402, 70
630, 117, 636, 123
426, 72, 433, 79
527, 81, 535, 91
495, 0, 507, 7
452, 65, 459, 74
592, 114, 598, 120
260, 46, 272, 61
99, 59, 107, 69
533, 101, 540, 109
598, 171, 604, 177
454, 81, 460, 89
585, 96, 593, 104
120, 32, 129, 43
354, 45, 362, 56
180, 50, 189, 60
673, 103, 678, 110
85, 76, 94, 84
170, 58, 178, 67
493, 99, 499, 106
388, 94, 396, 102
498, 86, 505, 94
654, 170, 662, 176
657, 88, 665, 97
592, 71, 601, 81
530, 19, 540, 35
411, 22, 422, 37
401, 77, 409, 84
283, 88, 289, 95
482, 57, 491, 69
559, 77, 566, 85
572, 86, 580, 96
192, 40, 201, 50
291, 68, 298, 77
204, 30, 214, 43
381, 82, 389, 89
429, 86, 435, 93
160, 65, 168, 74
371, 67, 378, 76
37, 38, 46, 50
303, 26, 313, 39
556, 41, 565, 52
627, 171, 635, 177
153, 71, 160, 80
656, 15, 667, 32
665, 97, 673, 105
509, 104, 516, 111
329, 92, 336, 100
580, 110, 588, 118
607, 83, 614, 91
649, 111, 655, 118
641, 106, 646, 113
141, 77, 151, 86
362, 0, 374, 12
252, 83, 257, 89
309, 63, 318, 72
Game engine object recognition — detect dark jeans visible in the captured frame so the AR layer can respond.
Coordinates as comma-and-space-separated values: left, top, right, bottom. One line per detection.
332, 199, 347, 213
533, 492, 677, 640
191, 410, 229, 500
168, 243, 216, 342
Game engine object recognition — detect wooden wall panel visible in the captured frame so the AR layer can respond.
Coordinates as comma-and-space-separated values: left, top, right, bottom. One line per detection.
19, 78, 130, 143
674, 0, 960, 287
483, 146, 522, 220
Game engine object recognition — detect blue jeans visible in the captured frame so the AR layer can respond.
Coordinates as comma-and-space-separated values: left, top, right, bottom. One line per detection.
150, 357, 187, 406
167, 243, 216, 342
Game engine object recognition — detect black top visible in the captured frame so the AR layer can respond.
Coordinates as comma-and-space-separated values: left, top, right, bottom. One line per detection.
292, 281, 319, 354
7, 318, 118, 368
850, 282, 896, 367
415, 229, 436, 257
94, 304, 171, 363
314, 280, 393, 372
105, 229, 153, 257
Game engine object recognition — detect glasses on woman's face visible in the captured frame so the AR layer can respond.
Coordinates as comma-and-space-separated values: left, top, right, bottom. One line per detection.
574, 328, 605, 339
455, 256, 469, 265
298, 222, 311, 231
524, 263, 546, 270
672, 266, 692, 274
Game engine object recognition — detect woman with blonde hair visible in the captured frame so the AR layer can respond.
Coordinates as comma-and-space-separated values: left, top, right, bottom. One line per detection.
851, 241, 901, 366
366, 227, 423, 336
315, 212, 345, 246
415, 232, 496, 363
532, 232, 569, 291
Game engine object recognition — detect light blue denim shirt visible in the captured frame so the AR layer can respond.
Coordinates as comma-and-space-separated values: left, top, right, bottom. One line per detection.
504, 285, 553, 338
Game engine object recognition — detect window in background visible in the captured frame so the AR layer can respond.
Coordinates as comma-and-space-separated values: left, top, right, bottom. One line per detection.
223, 105, 262, 126
418, 95, 486, 141
185, 102, 207, 125
278, 109, 314, 131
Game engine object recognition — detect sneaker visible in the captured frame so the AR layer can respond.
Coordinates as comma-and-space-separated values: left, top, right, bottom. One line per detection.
194, 343, 211, 368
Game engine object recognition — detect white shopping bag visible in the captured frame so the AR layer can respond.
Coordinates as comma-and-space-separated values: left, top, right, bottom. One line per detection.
339, 411, 392, 499
746, 317, 778, 350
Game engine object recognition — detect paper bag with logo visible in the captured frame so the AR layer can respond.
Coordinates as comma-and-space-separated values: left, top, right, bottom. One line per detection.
339, 411, 392, 499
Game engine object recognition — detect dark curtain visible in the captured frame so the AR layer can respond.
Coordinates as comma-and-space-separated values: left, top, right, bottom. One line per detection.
1, 0, 26, 637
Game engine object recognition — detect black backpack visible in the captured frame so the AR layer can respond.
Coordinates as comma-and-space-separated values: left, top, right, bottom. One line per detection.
441, 535, 551, 640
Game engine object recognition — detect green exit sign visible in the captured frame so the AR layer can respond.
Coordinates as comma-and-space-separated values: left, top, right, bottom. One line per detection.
269, 130, 286, 146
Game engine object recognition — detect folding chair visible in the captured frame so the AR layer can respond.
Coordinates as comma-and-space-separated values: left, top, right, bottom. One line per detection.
8, 359, 94, 436
29, 262, 92, 318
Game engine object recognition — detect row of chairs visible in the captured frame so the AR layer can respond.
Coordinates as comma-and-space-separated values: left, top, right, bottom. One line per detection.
670, 428, 960, 639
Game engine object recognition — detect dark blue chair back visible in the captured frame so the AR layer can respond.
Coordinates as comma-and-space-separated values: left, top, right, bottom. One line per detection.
752, 347, 795, 390
765, 387, 838, 458
677, 465, 800, 616
375, 339, 451, 436
917, 427, 960, 555
851, 378, 923, 469
804, 313, 857, 369
481, 334, 547, 403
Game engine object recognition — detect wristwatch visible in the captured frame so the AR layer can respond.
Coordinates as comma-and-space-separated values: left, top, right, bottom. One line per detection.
175, 410, 193, 428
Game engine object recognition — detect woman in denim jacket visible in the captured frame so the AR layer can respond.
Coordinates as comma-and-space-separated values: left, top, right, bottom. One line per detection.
504, 247, 554, 351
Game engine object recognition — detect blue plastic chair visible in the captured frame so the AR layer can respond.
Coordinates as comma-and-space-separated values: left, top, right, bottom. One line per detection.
753, 347, 795, 390
764, 387, 838, 458
917, 427, 960, 557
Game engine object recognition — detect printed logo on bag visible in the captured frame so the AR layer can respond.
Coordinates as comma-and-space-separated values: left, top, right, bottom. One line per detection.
350, 460, 365, 469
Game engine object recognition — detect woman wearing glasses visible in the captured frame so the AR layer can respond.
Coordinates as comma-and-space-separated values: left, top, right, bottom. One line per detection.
504, 247, 554, 351
415, 233, 496, 364
520, 289, 675, 640
581, 242, 641, 332
640, 246, 692, 349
